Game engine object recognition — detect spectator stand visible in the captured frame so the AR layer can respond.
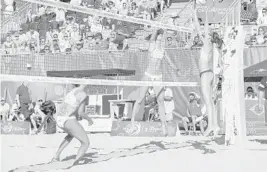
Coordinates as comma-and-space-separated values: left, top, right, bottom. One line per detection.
241, 0, 267, 25
19, 0, 193, 32
1, 0, 198, 55
244, 25, 267, 47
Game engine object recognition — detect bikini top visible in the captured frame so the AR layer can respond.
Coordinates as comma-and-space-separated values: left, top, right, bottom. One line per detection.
150, 43, 164, 59
64, 89, 81, 108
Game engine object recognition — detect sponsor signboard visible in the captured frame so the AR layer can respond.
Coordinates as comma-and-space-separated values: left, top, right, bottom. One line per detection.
1, 121, 30, 135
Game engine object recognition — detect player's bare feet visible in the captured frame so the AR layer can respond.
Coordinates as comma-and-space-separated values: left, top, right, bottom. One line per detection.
203, 126, 214, 137
211, 126, 220, 139
204, 126, 220, 138
162, 124, 167, 136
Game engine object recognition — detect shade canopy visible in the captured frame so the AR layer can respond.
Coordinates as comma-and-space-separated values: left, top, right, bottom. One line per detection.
244, 60, 267, 82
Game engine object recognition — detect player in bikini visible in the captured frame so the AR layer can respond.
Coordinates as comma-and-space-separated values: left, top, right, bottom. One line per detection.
130, 28, 180, 136
49, 84, 93, 167
191, 7, 222, 137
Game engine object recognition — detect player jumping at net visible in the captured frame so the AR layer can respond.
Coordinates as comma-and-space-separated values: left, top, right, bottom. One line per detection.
48, 84, 93, 167
130, 28, 180, 136
191, 7, 222, 137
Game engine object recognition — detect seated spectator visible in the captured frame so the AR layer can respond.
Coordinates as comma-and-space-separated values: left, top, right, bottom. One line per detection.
55, 8, 66, 26
71, 25, 81, 43
245, 86, 257, 99
37, 5, 47, 17
165, 36, 176, 48
128, 2, 139, 17
256, 27, 266, 45
109, 31, 128, 50
102, 25, 112, 40
18, 28, 27, 45
88, 42, 96, 50
143, 10, 152, 20
0, 97, 10, 122
182, 92, 207, 135
2, 34, 15, 54
51, 39, 61, 53
82, 25, 92, 39
40, 45, 52, 54
39, 36, 46, 51
119, 2, 129, 15
257, 8, 267, 25
12, 31, 22, 54
90, 17, 103, 34
138, 0, 149, 17
8, 103, 25, 121
107, 1, 119, 14
191, 35, 203, 48
164, 87, 174, 122
73, 40, 84, 52
28, 39, 39, 53
36, 100, 56, 134
249, 36, 258, 46
26, 7, 35, 23
26, 24, 40, 50
158, 0, 166, 14
59, 33, 73, 52
30, 99, 46, 133
143, 87, 158, 121
147, 0, 157, 19
94, 32, 109, 50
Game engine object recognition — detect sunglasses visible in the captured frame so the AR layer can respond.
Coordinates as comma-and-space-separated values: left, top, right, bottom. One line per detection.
38, 100, 43, 102
45, 49, 50, 50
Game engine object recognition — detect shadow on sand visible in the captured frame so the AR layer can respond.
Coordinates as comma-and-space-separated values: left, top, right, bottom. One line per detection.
9, 136, 225, 172
250, 139, 267, 145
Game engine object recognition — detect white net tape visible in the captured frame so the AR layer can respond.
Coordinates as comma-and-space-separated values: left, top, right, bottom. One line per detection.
22, 0, 193, 33
0, 74, 199, 87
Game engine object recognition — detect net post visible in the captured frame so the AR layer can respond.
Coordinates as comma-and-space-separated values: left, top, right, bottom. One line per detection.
222, 0, 247, 147
235, 0, 247, 148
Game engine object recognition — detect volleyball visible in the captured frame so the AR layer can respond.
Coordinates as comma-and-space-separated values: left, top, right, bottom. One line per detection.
196, 0, 207, 5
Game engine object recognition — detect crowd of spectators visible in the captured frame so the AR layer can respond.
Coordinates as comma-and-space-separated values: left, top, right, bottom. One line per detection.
241, 0, 267, 25
2, 0, 267, 55
0, 97, 48, 134
0, 81, 55, 134
245, 26, 267, 46
0, 4, 191, 55
73, 0, 172, 21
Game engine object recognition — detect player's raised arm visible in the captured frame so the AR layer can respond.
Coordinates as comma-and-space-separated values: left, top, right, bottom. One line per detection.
191, 7, 202, 38
203, 9, 209, 40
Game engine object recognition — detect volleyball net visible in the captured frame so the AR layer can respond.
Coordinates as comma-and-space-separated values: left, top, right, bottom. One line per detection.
1, 49, 201, 85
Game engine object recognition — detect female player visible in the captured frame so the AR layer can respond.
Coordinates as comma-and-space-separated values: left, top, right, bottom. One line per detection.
48, 84, 93, 167
192, 8, 221, 137
130, 28, 180, 136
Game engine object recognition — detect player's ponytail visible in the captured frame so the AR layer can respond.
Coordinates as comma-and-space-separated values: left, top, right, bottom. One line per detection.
40, 100, 56, 115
